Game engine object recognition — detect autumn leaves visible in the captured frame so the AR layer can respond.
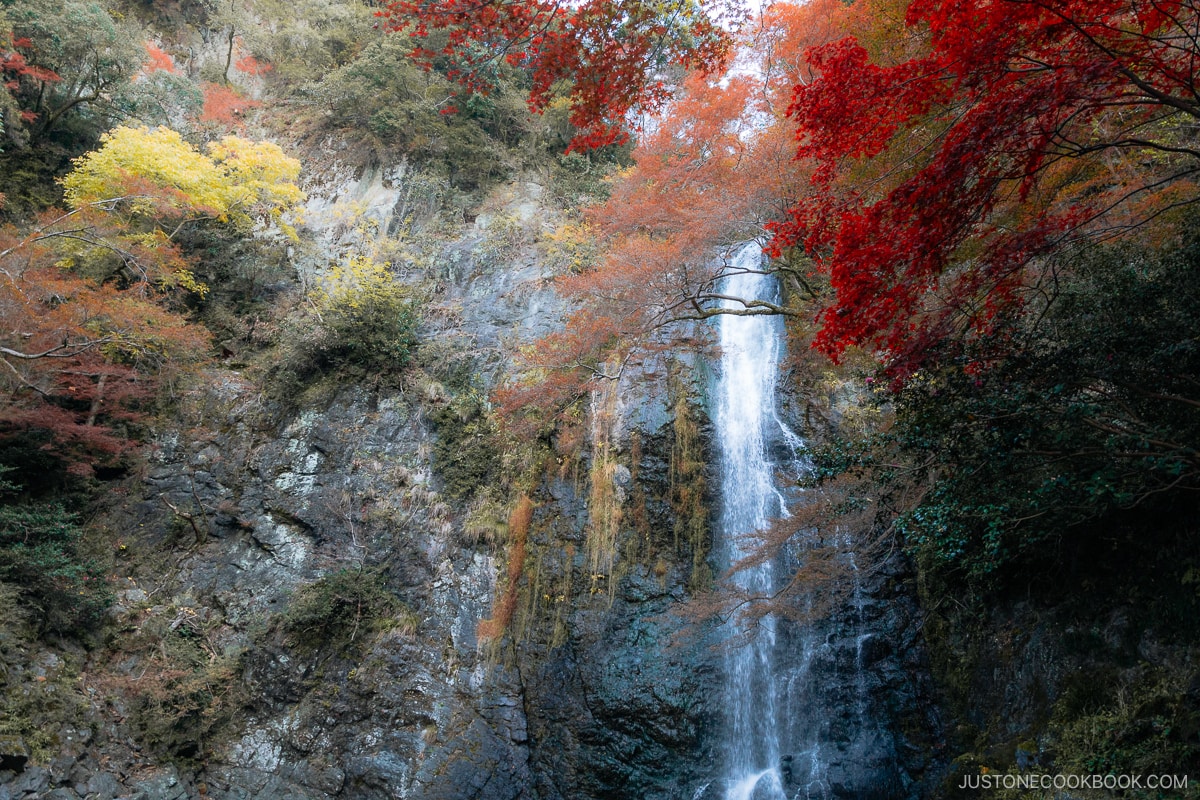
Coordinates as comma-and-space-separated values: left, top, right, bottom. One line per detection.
377, 0, 732, 150
0, 126, 303, 473
776, 0, 1200, 374
406, 0, 1200, 388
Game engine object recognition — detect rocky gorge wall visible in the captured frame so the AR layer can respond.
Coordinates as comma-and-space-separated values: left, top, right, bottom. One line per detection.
0, 163, 941, 800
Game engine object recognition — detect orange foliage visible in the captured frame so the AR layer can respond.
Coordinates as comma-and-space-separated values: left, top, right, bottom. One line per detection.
143, 42, 177, 75
4, 124, 300, 469
497, 3, 849, 434
477, 494, 534, 642
0, 207, 209, 472
756, 0, 851, 91
234, 55, 273, 76
200, 82, 261, 129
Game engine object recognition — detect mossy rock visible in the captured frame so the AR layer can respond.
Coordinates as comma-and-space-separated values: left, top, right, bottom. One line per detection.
282, 568, 415, 654
0, 733, 28, 772
429, 393, 500, 499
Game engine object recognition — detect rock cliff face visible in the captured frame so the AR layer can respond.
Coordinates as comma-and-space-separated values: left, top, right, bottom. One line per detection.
0, 165, 940, 800
770, 551, 942, 800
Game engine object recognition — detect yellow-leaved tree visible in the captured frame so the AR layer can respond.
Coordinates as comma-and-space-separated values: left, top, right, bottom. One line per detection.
62, 125, 304, 234
0, 125, 305, 472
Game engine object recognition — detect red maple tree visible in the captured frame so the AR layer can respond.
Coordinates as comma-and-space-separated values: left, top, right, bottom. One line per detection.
377, 0, 734, 149
142, 42, 177, 75
234, 54, 273, 76
771, 0, 1200, 375
200, 82, 262, 129
1, 32, 59, 129
0, 205, 209, 473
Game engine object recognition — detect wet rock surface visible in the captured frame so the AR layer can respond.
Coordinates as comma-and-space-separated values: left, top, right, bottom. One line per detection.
770, 551, 942, 800
0, 170, 942, 800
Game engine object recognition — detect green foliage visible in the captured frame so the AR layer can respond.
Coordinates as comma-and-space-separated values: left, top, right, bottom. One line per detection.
959, 664, 1200, 800
885, 234, 1200, 586
304, 35, 430, 136
297, 31, 604, 192
429, 391, 500, 499
120, 69, 205, 132
129, 651, 245, 762
5, 0, 142, 147
0, 597, 87, 764
547, 150, 622, 206
1051, 667, 1200, 790
183, 227, 294, 320
236, 0, 373, 89
0, 470, 111, 632
282, 567, 414, 652
307, 35, 514, 190
311, 255, 419, 373
0, 146, 71, 217
122, 605, 247, 762
474, 212, 526, 269
461, 490, 509, 546
266, 256, 419, 397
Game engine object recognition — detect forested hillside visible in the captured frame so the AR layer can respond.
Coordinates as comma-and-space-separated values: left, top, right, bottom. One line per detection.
1, 0, 1199, 798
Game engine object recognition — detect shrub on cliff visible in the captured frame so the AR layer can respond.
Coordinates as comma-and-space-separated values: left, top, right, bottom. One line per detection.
0, 469, 111, 632
311, 255, 419, 373
282, 567, 415, 652
268, 255, 419, 394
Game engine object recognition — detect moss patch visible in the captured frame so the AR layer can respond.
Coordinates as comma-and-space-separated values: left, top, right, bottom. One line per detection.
282, 567, 416, 654
429, 392, 501, 499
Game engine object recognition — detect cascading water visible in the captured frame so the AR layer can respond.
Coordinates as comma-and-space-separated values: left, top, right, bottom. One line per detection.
714, 242, 813, 800
705, 242, 922, 800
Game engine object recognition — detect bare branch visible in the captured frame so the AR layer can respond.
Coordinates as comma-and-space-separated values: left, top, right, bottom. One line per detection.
0, 337, 116, 361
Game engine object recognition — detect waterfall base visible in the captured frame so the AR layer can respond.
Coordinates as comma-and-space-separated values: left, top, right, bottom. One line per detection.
726, 768, 787, 800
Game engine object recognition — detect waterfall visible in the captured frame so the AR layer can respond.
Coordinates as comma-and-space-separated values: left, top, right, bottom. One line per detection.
714, 242, 809, 800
